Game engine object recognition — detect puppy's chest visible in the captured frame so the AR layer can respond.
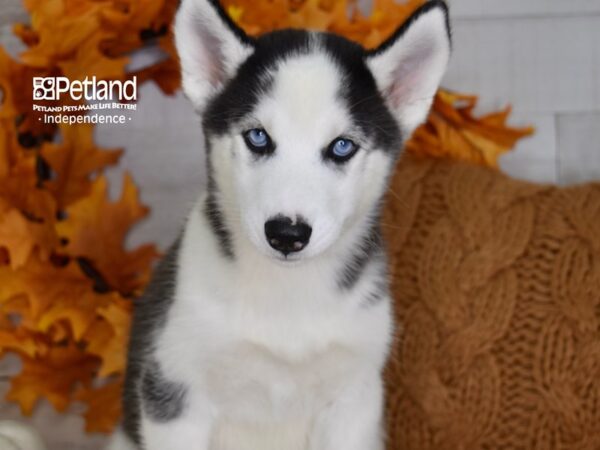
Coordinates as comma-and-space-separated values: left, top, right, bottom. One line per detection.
206, 294, 359, 418
172, 268, 366, 419
204, 338, 357, 420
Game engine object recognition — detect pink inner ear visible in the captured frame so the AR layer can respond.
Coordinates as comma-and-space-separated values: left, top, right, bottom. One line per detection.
387, 40, 437, 110
198, 26, 227, 88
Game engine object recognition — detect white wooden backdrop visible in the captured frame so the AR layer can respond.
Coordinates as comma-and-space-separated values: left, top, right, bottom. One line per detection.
1, 0, 600, 448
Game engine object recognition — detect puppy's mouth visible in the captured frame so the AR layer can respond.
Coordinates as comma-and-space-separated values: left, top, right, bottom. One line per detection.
269, 250, 304, 264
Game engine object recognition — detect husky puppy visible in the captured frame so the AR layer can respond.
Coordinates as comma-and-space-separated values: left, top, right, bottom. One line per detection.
108, 1, 450, 449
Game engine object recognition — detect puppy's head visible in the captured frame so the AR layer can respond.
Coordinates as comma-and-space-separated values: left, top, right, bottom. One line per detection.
175, 0, 451, 263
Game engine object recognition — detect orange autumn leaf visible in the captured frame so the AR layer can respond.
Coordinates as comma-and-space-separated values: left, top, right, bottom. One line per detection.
37, 290, 113, 341
0, 48, 53, 138
59, 35, 129, 81
0, 172, 57, 224
0, 146, 59, 269
0, 47, 29, 119
0, 328, 39, 359
1, 0, 161, 433
287, 0, 337, 30
12, 23, 39, 48
0, 258, 104, 330
407, 91, 535, 166
41, 124, 122, 209
0, 295, 31, 326
57, 175, 158, 295
99, 0, 170, 42
0, 208, 58, 268
0, 119, 17, 178
20, 0, 103, 68
85, 297, 132, 377
21, 0, 174, 77
6, 344, 98, 415
76, 380, 123, 433
221, 0, 423, 47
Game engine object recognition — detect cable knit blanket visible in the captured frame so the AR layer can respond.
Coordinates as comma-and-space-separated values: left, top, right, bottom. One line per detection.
382, 156, 600, 449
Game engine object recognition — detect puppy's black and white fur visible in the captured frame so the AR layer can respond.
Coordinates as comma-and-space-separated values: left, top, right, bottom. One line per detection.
108, 1, 450, 449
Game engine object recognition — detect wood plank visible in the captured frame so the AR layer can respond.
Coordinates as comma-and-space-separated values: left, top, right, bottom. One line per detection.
443, 16, 600, 114
0, 0, 27, 26
557, 112, 600, 184
99, 83, 205, 192
448, 0, 600, 20
97, 83, 205, 249
0, 24, 26, 57
0, 354, 20, 379
499, 113, 558, 184
125, 184, 199, 250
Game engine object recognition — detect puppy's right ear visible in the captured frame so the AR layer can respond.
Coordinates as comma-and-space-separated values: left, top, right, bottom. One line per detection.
365, 1, 451, 136
175, 0, 254, 112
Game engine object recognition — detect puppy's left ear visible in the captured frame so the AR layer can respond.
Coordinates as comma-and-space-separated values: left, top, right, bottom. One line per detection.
366, 1, 451, 135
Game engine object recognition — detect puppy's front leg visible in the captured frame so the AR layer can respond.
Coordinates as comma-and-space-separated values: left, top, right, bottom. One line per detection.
140, 362, 215, 450
309, 372, 385, 450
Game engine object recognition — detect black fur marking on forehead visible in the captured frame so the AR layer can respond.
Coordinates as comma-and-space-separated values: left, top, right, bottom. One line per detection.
202, 29, 401, 152
203, 29, 312, 136
321, 34, 402, 152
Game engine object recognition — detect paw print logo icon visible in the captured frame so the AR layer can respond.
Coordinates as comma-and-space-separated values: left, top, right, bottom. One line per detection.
32, 77, 55, 100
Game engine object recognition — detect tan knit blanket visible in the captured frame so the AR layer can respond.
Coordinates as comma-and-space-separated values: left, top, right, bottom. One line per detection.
382, 156, 600, 449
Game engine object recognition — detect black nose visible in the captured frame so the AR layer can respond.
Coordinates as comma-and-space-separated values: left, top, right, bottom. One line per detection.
264, 216, 312, 256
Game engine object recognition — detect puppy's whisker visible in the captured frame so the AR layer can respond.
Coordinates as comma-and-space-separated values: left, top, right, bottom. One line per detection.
385, 187, 411, 211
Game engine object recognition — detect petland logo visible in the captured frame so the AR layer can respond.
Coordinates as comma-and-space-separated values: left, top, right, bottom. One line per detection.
33, 76, 137, 101
32, 76, 138, 125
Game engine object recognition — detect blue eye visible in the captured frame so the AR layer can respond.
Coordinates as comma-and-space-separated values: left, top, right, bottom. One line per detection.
327, 138, 358, 162
243, 128, 273, 154
247, 129, 268, 146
